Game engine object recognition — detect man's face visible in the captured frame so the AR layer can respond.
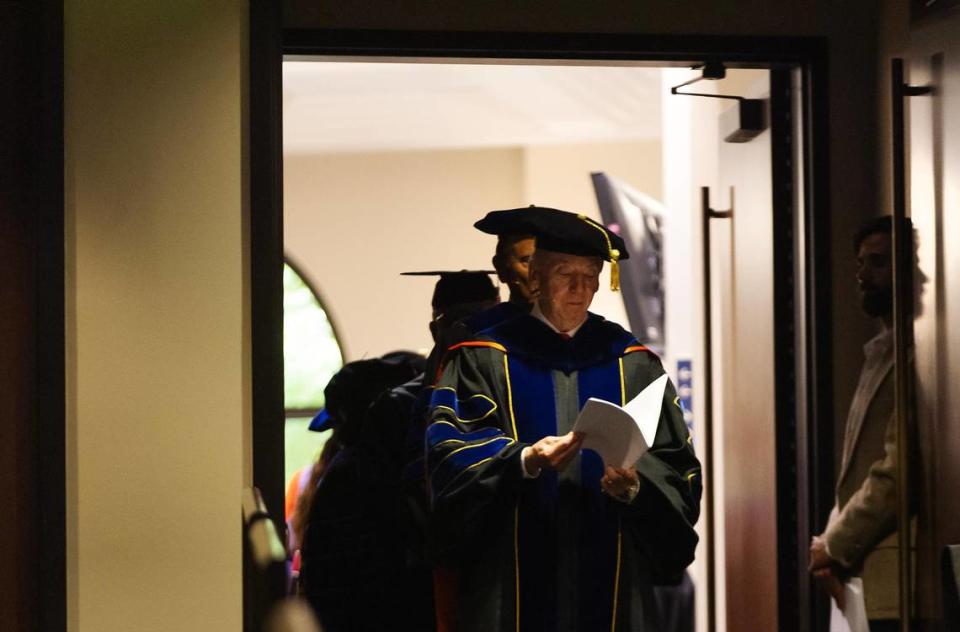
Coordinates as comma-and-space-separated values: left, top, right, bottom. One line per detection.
532, 251, 601, 331
856, 232, 893, 318
496, 237, 536, 301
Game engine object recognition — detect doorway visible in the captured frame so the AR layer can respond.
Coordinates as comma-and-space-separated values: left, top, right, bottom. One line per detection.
250, 31, 832, 632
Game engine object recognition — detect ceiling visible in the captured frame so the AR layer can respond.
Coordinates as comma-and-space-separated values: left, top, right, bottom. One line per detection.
282, 61, 664, 153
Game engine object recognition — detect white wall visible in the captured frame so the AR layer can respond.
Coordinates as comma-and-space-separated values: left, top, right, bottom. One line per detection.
65, 3, 248, 631
284, 140, 661, 359
660, 67, 720, 632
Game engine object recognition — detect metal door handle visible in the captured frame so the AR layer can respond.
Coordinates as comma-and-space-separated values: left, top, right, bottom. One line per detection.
890, 57, 931, 632
701, 185, 733, 632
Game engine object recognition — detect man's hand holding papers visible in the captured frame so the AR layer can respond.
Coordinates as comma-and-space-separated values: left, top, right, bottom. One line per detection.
572, 373, 669, 468
572, 373, 669, 503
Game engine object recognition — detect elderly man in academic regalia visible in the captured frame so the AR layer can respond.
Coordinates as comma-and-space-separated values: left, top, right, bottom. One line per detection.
426, 207, 702, 632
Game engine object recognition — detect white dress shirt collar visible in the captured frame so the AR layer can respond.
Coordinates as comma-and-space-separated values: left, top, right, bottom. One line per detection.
530, 302, 587, 339
863, 326, 893, 362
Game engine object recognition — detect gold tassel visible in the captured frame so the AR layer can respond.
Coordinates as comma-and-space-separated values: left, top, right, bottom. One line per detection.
576, 214, 621, 291
610, 249, 620, 291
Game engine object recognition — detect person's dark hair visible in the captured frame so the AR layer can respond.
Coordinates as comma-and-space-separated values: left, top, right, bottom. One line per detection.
290, 434, 341, 551
852, 216, 892, 254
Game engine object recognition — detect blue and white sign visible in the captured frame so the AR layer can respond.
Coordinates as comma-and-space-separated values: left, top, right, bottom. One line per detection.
676, 359, 694, 437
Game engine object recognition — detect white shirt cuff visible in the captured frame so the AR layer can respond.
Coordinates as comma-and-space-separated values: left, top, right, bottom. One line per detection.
823, 538, 836, 561
520, 447, 541, 478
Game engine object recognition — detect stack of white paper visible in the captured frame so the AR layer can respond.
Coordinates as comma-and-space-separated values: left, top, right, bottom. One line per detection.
572, 373, 669, 468
828, 578, 869, 632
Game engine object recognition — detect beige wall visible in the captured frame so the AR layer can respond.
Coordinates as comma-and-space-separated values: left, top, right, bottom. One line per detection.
284, 147, 524, 359
65, 2, 248, 631
284, 140, 661, 359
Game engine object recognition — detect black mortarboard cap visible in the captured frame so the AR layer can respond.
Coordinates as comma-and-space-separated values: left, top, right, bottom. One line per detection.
478, 205, 629, 290
474, 206, 549, 236
401, 270, 499, 311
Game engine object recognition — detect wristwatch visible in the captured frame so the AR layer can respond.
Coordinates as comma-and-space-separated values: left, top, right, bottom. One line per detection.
622, 480, 641, 503
607, 479, 641, 503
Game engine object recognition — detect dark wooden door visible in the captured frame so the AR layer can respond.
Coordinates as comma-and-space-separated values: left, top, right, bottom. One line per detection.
0, 1, 65, 631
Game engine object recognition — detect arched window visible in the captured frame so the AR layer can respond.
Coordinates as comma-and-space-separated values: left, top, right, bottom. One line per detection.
284, 259, 344, 484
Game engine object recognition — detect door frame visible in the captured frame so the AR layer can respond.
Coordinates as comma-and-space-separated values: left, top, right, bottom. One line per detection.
6, 1, 65, 631
250, 26, 835, 631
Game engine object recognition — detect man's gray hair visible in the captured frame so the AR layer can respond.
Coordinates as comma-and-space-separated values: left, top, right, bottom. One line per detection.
529, 249, 603, 275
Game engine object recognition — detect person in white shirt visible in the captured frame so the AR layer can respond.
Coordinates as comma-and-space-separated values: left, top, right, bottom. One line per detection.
809, 216, 905, 632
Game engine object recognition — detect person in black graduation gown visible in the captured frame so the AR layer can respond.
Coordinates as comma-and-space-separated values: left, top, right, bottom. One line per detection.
298, 353, 424, 631
303, 271, 501, 632
425, 207, 702, 632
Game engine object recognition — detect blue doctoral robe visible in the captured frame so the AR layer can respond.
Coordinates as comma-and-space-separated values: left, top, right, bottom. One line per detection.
425, 312, 702, 632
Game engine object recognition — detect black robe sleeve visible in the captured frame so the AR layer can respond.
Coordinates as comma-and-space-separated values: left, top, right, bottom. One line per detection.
623, 357, 703, 583
425, 346, 526, 561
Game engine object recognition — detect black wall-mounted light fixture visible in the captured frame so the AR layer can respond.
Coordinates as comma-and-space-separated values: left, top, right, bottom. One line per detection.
670, 62, 767, 143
